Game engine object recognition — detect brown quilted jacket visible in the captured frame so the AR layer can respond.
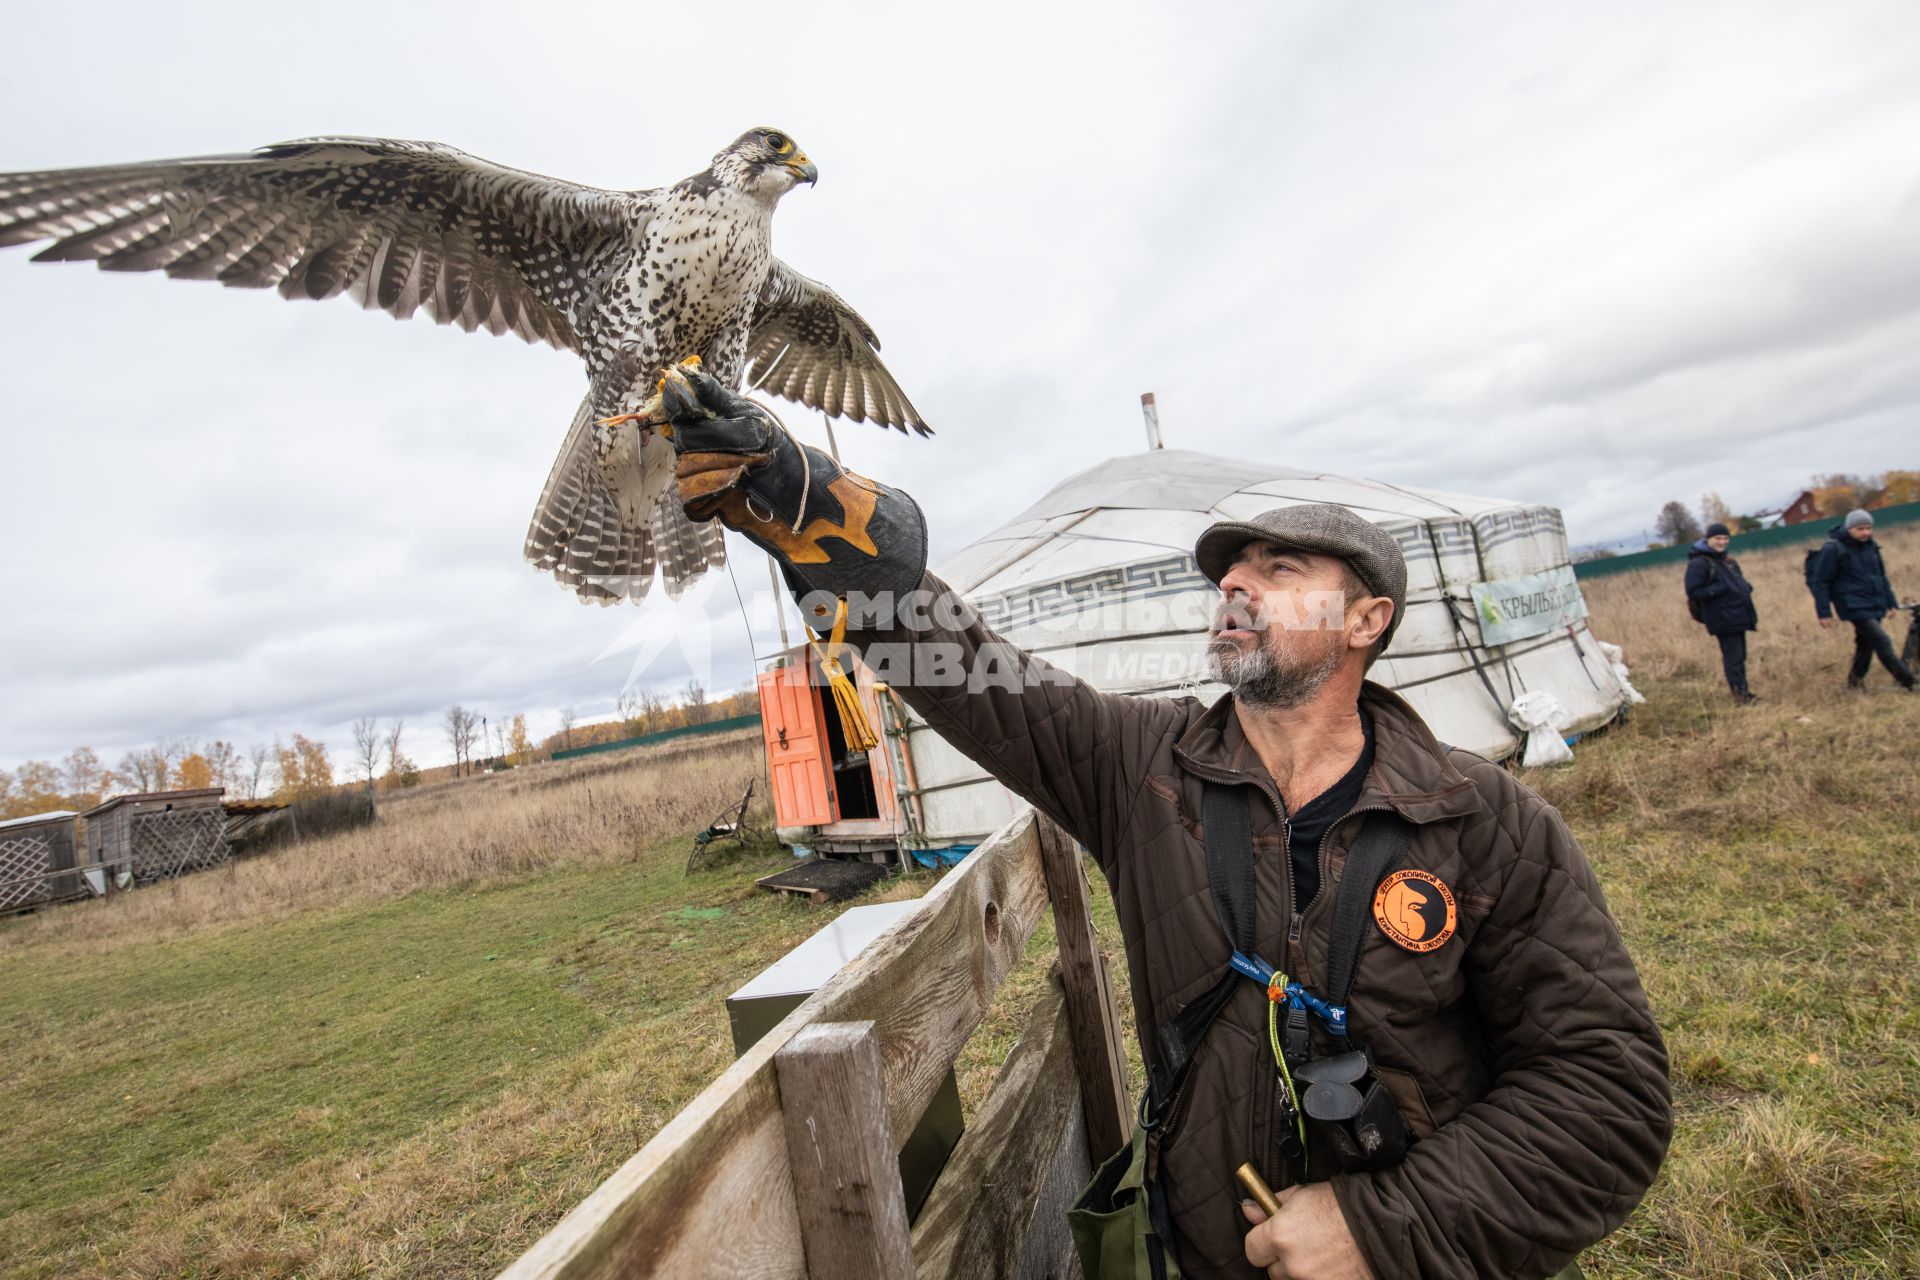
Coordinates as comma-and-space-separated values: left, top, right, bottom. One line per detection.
864, 574, 1671, 1280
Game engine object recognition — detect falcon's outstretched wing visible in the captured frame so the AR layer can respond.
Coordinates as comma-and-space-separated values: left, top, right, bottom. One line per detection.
746, 259, 931, 435
0, 137, 640, 350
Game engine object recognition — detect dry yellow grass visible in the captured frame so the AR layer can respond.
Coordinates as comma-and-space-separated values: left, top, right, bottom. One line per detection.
1536, 525, 1920, 1277
0, 729, 768, 957
1579, 524, 1918, 701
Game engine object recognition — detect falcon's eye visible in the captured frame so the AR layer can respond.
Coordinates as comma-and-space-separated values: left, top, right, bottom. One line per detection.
764, 133, 790, 153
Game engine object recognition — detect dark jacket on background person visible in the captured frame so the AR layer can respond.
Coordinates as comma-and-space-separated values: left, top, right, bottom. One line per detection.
1811, 525, 1899, 620
859, 575, 1673, 1280
1684, 540, 1758, 635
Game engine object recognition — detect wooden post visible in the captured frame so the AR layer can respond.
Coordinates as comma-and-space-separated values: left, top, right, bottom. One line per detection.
774, 1021, 914, 1280
1036, 819, 1132, 1162
912, 978, 1091, 1280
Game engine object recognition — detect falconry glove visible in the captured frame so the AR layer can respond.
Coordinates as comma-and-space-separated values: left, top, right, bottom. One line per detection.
662, 366, 928, 616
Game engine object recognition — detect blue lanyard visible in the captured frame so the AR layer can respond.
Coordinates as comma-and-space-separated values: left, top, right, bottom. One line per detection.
1230, 950, 1349, 1035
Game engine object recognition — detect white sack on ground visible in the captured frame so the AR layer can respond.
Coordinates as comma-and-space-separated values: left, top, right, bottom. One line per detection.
1597, 641, 1647, 705
1508, 690, 1574, 766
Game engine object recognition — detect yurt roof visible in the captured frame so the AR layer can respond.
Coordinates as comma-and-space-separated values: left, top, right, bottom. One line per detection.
938, 449, 1538, 596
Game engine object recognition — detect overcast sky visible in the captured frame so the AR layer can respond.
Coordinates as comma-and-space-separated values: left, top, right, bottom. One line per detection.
3, 0, 1917, 775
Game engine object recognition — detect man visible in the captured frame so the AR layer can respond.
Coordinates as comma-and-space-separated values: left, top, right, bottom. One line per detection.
661, 370, 1671, 1280
1684, 522, 1759, 703
1810, 509, 1916, 692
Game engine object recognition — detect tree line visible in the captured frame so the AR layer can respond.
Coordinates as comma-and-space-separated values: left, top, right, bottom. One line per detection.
540, 680, 759, 756
1642, 468, 1918, 551
0, 736, 329, 823
1, 679, 764, 823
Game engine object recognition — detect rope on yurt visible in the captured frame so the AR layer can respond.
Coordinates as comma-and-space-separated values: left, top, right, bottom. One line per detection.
1419, 521, 1511, 718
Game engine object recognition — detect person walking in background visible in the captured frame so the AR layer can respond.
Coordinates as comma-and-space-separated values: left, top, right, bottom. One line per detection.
1810, 509, 1917, 692
1686, 522, 1759, 704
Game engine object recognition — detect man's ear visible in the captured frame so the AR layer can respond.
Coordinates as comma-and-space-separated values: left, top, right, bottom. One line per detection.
1349, 597, 1393, 653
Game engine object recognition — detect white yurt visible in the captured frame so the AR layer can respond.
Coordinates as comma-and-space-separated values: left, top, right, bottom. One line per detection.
762, 449, 1634, 861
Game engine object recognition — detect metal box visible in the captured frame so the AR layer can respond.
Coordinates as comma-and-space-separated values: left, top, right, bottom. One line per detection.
726, 899, 965, 1218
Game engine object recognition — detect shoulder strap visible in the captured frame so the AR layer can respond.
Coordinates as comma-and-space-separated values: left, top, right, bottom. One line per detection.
1202, 781, 1257, 954
1147, 782, 1255, 1114
1152, 786, 1419, 1108
1323, 811, 1417, 1012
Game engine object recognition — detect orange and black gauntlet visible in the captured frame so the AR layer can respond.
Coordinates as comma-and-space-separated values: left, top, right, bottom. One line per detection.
661, 367, 927, 615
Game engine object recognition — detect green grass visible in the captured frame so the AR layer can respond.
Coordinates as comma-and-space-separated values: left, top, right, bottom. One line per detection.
0, 832, 879, 1278
1532, 680, 1920, 1275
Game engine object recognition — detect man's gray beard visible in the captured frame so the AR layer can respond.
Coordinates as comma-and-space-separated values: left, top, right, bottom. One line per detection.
1206, 635, 1341, 710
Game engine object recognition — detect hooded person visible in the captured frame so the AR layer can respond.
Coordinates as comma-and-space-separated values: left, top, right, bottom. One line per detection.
1809, 509, 1915, 692
1684, 522, 1759, 703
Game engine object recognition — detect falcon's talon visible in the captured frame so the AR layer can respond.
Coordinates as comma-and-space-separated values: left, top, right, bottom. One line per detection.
595, 411, 662, 429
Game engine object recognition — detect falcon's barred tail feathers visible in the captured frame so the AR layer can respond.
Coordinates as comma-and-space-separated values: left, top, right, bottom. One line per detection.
522, 397, 728, 604
524, 397, 651, 605
653, 503, 727, 601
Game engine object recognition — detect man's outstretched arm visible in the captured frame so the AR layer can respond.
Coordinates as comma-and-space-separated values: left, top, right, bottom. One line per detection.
663, 368, 1182, 860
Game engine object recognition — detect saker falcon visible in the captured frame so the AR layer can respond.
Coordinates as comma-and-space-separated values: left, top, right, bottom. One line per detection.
0, 128, 929, 603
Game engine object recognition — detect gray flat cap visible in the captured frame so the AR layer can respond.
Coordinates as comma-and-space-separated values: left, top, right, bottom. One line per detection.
1194, 503, 1409, 648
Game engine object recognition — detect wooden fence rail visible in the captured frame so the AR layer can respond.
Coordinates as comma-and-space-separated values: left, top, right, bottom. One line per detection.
498, 807, 1129, 1280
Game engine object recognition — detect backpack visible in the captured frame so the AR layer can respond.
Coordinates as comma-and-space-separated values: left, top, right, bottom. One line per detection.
1804, 546, 1823, 591
1686, 555, 1716, 623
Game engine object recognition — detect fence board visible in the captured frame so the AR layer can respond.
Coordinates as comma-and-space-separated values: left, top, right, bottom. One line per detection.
911, 978, 1091, 1280
775, 1022, 915, 1279
1036, 820, 1132, 1163
499, 807, 1050, 1280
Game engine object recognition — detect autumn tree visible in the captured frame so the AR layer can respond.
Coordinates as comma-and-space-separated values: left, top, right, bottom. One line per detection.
203, 740, 241, 792
383, 720, 406, 784
246, 743, 272, 801
61, 747, 109, 808
352, 717, 383, 788
444, 705, 480, 777
117, 744, 169, 793
557, 706, 576, 751
682, 679, 710, 725
615, 690, 644, 737
508, 714, 535, 766
1698, 492, 1733, 529
175, 753, 215, 790
273, 735, 335, 801
3, 761, 64, 819
1654, 501, 1702, 547
1878, 469, 1920, 507
1811, 473, 1877, 517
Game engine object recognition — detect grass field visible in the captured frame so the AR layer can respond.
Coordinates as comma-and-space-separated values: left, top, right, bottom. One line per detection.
2, 527, 1917, 1278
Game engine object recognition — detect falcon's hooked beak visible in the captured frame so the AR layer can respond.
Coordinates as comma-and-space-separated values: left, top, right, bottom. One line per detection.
785, 155, 818, 185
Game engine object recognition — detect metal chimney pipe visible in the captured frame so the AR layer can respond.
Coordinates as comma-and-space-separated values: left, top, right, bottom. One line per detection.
1140, 392, 1163, 450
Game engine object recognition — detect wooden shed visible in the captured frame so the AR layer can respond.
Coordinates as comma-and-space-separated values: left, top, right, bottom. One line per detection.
0, 810, 82, 913
83, 788, 230, 885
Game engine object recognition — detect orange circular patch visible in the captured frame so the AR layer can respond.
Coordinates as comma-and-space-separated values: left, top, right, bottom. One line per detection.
1372, 869, 1457, 953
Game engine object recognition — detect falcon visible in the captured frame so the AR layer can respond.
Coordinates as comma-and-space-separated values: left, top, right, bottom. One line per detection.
0, 128, 930, 603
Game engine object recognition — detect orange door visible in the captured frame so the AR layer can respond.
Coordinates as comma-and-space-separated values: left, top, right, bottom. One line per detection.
758, 658, 834, 828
